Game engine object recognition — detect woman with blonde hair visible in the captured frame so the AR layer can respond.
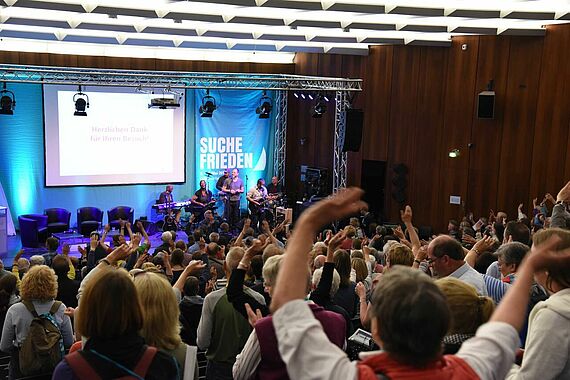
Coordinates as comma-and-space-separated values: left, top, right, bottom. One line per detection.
436, 277, 495, 354
53, 256, 179, 379
133, 271, 193, 377
0, 265, 74, 379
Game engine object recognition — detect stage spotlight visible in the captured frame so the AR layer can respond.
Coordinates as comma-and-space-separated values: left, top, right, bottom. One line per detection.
199, 89, 217, 118
311, 95, 327, 118
293, 92, 299, 98
256, 91, 273, 119
301, 93, 306, 99
308, 94, 314, 100
323, 95, 330, 102
0, 82, 16, 115
73, 85, 89, 116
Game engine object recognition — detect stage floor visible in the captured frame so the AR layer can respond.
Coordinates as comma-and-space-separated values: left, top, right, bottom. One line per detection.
3, 230, 188, 267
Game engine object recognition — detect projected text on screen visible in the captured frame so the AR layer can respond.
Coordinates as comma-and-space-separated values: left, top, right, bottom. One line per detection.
43, 85, 185, 187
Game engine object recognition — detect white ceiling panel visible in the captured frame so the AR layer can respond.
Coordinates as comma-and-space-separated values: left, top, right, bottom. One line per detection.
0, 0, 568, 62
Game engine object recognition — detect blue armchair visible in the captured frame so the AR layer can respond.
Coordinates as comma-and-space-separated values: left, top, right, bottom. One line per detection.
18, 214, 49, 248
44, 208, 71, 234
77, 207, 103, 237
107, 206, 134, 230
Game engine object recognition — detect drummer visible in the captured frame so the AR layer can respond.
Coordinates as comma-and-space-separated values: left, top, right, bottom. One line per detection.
267, 176, 282, 197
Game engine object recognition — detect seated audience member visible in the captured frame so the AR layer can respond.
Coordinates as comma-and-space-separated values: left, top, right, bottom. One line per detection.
170, 248, 186, 285
486, 221, 531, 279
43, 236, 60, 266
52, 255, 80, 309
385, 243, 414, 269
206, 243, 224, 281
154, 231, 174, 255
506, 228, 570, 379
448, 219, 461, 241
29, 255, 45, 267
427, 236, 487, 295
0, 274, 19, 328
333, 249, 358, 318
313, 254, 326, 272
134, 272, 192, 376
233, 253, 346, 380
179, 276, 204, 346
54, 248, 178, 379
1, 265, 74, 379
435, 277, 495, 354
218, 223, 232, 247
209, 232, 220, 244
197, 246, 266, 380
497, 242, 530, 284
269, 188, 570, 380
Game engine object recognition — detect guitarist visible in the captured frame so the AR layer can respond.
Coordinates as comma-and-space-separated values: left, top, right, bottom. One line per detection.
247, 178, 268, 230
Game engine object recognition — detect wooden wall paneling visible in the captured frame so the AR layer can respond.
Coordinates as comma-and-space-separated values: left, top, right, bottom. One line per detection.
103, 57, 132, 69
437, 37, 480, 230
529, 25, 570, 201
49, 54, 78, 67
17, 52, 50, 66
0, 51, 20, 64
384, 46, 422, 222
496, 37, 544, 218
362, 46, 393, 162
129, 57, 156, 70
76, 55, 107, 69
409, 47, 448, 228
466, 36, 511, 220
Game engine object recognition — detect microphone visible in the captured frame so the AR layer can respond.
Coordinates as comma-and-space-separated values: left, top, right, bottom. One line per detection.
205, 172, 214, 176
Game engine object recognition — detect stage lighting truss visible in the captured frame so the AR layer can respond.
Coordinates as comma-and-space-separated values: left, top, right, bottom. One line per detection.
199, 89, 217, 117
0, 65, 362, 92
73, 85, 89, 116
0, 82, 16, 115
256, 91, 273, 119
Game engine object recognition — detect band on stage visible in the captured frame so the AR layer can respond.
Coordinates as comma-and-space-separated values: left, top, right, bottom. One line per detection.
153, 171, 284, 232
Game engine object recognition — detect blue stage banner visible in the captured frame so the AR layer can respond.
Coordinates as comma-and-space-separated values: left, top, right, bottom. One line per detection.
195, 89, 274, 209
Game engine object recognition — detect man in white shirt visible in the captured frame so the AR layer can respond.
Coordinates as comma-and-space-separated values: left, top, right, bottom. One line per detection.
427, 235, 488, 296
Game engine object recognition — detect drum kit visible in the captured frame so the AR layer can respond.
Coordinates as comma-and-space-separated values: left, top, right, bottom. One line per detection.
248, 193, 285, 226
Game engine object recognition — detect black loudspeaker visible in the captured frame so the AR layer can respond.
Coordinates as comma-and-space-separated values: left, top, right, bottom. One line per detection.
340, 109, 364, 152
361, 160, 386, 223
477, 91, 495, 119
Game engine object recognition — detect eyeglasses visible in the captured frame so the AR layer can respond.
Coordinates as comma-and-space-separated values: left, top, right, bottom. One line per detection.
426, 256, 443, 266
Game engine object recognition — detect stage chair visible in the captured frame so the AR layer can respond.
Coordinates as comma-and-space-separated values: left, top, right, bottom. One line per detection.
107, 206, 134, 230
77, 207, 103, 237
18, 214, 49, 248
44, 208, 71, 234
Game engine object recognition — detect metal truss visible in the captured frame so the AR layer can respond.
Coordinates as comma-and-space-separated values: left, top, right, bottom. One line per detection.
273, 90, 287, 187
333, 90, 350, 193
0, 64, 362, 91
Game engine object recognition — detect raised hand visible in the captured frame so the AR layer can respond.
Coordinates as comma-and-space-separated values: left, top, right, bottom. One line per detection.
462, 233, 477, 245
245, 303, 263, 328
526, 235, 570, 272
355, 282, 366, 299
104, 224, 111, 233
473, 235, 495, 253
400, 205, 413, 224
62, 243, 70, 256
299, 187, 367, 231
107, 244, 131, 263
328, 230, 346, 252
185, 260, 206, 274
394, 226, 406, 240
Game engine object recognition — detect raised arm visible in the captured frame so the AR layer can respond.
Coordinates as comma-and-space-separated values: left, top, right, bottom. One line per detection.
464, 236, 495, 268
271, 188, 366, 312
227, 241, 269, 318
235, 218, 251, 247
400, 205, 420, 253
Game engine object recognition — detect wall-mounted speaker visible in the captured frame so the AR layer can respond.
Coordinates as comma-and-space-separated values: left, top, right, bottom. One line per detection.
339, 109, 364, 152
477, 91, 495, 119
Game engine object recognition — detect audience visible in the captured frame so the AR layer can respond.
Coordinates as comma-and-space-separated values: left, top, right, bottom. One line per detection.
2, 180, 570, 380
